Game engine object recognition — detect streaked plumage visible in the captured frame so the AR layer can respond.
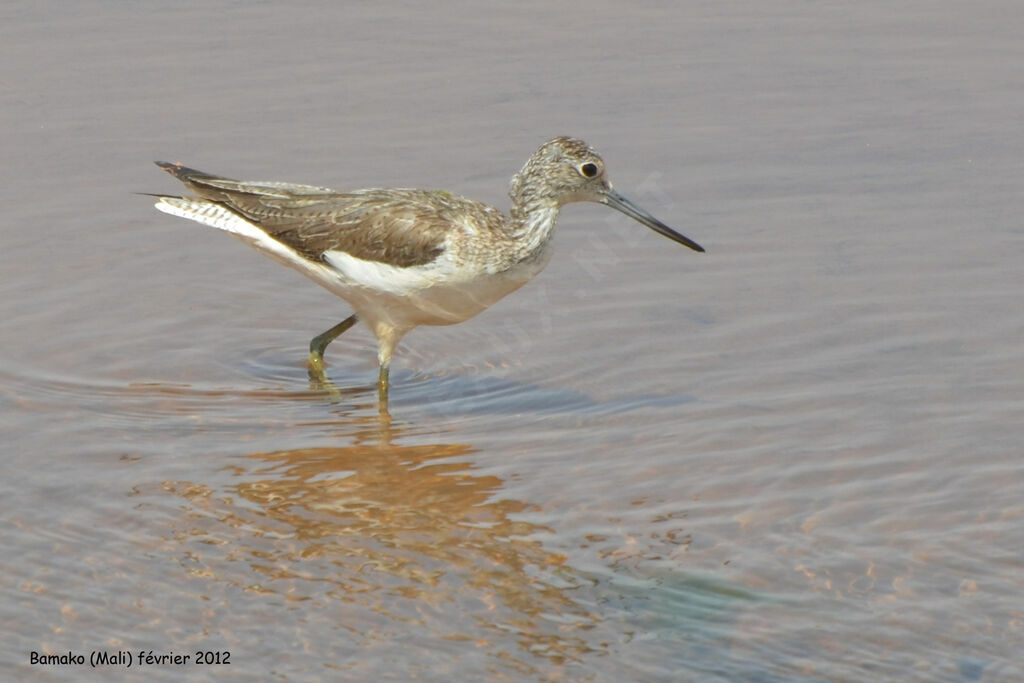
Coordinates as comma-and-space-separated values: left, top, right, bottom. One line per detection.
153, 136, 704, 407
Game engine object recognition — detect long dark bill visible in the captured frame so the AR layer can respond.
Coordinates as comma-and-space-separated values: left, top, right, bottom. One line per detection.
602, 189, 705, 253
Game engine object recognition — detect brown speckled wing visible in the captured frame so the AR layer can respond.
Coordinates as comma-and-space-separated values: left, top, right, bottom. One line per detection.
156, 163, 459, 268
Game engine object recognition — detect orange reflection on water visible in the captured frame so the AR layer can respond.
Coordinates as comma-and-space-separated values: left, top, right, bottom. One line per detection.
162, 414, 603, 675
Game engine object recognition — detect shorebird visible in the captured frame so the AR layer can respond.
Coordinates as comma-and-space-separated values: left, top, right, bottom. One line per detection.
153, 137, 704, 406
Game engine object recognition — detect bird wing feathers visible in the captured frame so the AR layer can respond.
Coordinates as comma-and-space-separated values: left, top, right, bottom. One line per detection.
156, 162, 481, 268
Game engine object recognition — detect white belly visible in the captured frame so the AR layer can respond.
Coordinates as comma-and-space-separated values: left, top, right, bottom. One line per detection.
321, 247, 549, 328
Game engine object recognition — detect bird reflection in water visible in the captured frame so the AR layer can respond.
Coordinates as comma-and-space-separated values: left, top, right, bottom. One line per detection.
162, 414, 604, 675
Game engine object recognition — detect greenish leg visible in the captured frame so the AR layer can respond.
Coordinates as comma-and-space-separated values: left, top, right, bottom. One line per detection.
308, 314, 358, 372
377, 363, 390, 406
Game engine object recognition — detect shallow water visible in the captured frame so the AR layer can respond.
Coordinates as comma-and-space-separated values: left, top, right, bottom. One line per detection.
3, 1, 1023, 680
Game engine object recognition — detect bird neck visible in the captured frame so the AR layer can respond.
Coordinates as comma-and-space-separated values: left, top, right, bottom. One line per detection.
508, 159, 562, 221
506, 162, 562, 263
506, 204, 560, 263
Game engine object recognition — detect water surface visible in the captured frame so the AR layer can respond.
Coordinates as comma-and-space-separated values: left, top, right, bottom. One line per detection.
2, 1, 1022, 680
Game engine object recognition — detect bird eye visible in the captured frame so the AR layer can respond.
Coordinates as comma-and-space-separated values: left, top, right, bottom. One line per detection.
579, 162, 599, 178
